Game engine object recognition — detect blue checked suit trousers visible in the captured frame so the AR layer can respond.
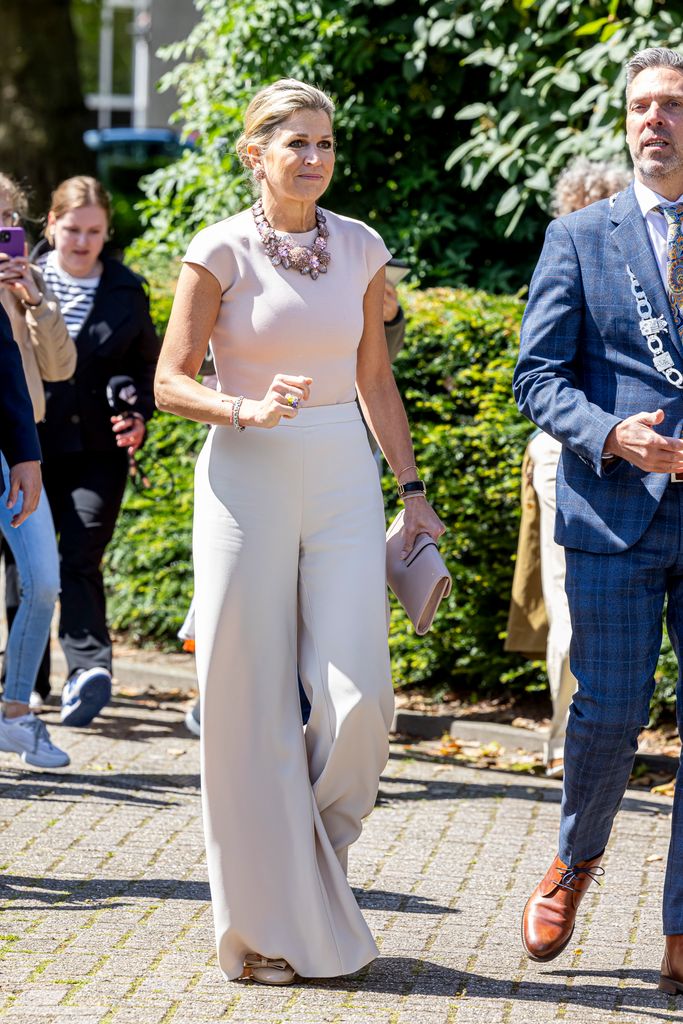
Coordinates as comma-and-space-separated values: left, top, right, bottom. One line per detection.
514, 184, 683, 933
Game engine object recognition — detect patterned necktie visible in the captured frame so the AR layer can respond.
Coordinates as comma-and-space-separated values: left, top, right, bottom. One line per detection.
658, 203, 683, 343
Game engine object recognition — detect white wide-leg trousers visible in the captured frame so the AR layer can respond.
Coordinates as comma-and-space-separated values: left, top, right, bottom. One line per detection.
527, 430, 578, 764
193, 403, 395, 980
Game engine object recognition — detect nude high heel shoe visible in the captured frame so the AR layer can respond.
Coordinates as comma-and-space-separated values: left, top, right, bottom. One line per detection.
243, 953, 296, 985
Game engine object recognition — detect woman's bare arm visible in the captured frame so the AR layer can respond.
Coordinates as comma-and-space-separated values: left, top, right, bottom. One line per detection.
356, 267, 444, 553
155, 261, 312, 428
154, 263, 229, 424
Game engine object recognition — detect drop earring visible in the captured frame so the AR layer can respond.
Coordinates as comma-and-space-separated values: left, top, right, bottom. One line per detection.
254, 166, 265, 181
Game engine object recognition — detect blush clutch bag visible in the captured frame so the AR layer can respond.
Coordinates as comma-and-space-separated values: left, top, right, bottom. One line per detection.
386, 509, 452, 635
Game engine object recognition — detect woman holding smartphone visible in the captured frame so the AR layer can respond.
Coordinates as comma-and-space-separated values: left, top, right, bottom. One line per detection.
29, 176, 160, 729
0, 173, 76, 769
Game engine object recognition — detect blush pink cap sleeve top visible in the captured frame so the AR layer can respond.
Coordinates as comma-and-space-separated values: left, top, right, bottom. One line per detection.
182, 208, 391, 407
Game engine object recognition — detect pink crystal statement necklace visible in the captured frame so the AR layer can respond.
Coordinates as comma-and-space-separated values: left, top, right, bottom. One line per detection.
252, 198, 331, 280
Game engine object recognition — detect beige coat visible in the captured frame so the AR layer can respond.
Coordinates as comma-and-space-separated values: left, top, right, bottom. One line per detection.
505, 448, 549, 659
1, 266, 76, 422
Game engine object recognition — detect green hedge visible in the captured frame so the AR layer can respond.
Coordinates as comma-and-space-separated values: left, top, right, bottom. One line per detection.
105, 281, 538, 693
104, 280, 677, 716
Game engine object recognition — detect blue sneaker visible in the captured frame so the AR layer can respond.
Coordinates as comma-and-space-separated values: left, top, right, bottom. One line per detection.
60, 667, 112, 727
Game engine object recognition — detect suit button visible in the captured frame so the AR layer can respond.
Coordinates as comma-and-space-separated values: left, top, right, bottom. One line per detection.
71, 414, 80, 424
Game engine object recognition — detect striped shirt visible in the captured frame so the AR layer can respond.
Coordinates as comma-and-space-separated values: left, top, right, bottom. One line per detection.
39, 250, 100, 339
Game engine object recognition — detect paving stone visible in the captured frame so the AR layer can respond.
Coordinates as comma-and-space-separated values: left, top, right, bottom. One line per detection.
0, 696, 682, 1022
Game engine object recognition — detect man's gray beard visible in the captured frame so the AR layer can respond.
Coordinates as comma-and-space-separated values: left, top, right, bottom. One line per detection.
631, 145, 683, 186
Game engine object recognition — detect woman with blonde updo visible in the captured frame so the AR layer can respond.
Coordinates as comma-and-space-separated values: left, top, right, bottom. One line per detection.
155, 79, 444, 985
31, 176, 159, 728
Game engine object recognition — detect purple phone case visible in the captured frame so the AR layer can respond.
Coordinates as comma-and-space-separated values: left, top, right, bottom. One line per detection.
0, 227, 25, 259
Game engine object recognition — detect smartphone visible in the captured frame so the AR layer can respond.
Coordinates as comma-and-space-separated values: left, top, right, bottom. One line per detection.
0, 227, 25, 259
386, 258, 409, 287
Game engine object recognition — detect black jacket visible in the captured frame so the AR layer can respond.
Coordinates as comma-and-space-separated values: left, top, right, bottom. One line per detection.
33, 247, 160, 458
0, 305, 41, 491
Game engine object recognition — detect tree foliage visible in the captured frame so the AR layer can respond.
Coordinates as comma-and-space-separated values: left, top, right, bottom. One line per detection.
439, 0, 679, 238
130, 0, 537, 290
132, 0, 680, 291
0, 0, 94, 214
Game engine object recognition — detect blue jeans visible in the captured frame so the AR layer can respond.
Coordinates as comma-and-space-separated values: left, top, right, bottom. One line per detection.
0, 454, 60, 704
562, 484, 683, 934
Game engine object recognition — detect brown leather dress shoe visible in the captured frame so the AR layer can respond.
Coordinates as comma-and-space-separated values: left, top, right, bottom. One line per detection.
659, 935, 683, 994
522, 853, 604, 962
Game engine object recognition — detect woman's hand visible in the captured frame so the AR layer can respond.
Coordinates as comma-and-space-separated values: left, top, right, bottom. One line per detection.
111, 413, 146, 455
0, 256, 41, 306
400, 496, 446, 559
240, 374, 313, 428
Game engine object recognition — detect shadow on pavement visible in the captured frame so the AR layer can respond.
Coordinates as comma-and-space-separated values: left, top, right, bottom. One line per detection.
314, 957, 679, 1018
353, 888, 458, 915
1, 875, 451, 919
0, 769, 199, 807
382, 753, 671, 819
0, 873, 210, 907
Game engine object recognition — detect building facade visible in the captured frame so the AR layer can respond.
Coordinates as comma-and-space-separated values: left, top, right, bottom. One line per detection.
86, 0, 199, 130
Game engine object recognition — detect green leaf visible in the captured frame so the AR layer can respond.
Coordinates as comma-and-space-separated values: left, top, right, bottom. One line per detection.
527, 65, 557, 88
454, 13, 477, 39
554, 68, 581, 92
574, 16, 611, 37
445, 137, 481, 171
600, 20, 624, 42
454, 102, 491, 121
524, 167, 551, 191
428, 19, 453, 46
495, 184, 522, 216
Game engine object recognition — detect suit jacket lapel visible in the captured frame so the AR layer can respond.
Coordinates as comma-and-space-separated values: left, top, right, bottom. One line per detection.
610, 186, 683, 361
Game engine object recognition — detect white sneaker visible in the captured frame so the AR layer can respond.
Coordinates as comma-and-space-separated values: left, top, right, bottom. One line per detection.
0, 712, 70, 769
28, 691, 44, 713
60, 667, 112, 727
184, 701, 200, 737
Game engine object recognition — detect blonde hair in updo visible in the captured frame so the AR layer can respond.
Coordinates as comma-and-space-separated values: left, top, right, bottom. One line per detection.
552, 157, 632, 217
45, 176, 112, 243
236, 78, 335, 181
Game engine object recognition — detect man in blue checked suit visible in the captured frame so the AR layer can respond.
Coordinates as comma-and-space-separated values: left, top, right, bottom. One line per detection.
514, 47, 683, 993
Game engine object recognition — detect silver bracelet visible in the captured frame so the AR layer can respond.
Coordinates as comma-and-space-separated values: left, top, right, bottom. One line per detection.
232, 395, 245, 431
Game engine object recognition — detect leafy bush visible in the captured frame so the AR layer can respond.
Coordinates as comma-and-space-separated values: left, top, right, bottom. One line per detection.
105, 275, 677, 716
105, 280, 539, 693
385, 285, 534, 691
439, 0, 680, 236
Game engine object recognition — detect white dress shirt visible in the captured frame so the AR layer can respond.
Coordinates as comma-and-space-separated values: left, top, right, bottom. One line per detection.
633, 177, 683, 288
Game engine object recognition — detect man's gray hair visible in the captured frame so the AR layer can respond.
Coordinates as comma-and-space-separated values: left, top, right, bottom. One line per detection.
626, 47, 683, 93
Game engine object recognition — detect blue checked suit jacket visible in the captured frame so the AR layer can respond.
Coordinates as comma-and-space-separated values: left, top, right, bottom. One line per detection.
514, 183, 683, 555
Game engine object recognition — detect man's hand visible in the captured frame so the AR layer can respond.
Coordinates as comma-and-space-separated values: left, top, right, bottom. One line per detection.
6, 460, 41, 527
111, 413, 146, 455
603, 409, 683, 473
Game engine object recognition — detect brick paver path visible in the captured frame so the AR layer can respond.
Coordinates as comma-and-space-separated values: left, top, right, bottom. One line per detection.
0, 692, 681, 1023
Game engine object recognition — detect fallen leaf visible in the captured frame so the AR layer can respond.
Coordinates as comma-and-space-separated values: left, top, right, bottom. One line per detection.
650, 781, 676, 798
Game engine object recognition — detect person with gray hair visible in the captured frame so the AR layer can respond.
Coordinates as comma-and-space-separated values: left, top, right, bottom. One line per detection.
514, 47, 683, 990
